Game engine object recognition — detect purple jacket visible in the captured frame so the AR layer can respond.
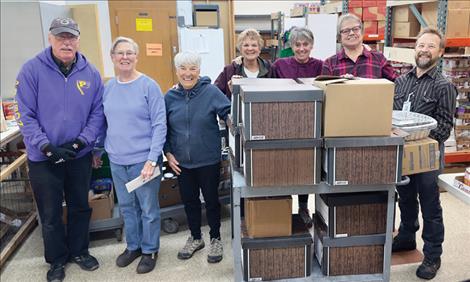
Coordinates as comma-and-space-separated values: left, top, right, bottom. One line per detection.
15, 47, 105, 161
273, 57, 323, 79
214, 57, 275, 100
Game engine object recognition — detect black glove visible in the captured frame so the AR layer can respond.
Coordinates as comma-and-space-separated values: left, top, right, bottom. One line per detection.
61, 138, 85, 153
41, 144, 77, 164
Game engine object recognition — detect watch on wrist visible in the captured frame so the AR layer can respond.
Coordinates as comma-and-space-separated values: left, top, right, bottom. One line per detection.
150, 161, 157, 167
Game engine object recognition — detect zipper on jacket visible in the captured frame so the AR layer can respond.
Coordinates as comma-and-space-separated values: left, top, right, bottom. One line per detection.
185, 90, 191, 162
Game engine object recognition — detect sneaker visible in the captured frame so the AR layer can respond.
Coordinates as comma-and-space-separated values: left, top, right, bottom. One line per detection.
177, 236, 205, 260
392, 236, 416, 252
416, 257, 441, 280
136, 253, 157, 274
116, 248, 142, 267
70, 253, 99, 271
298, 208, 313, 228
47, 263, 65, 282
207, 238, 223, 263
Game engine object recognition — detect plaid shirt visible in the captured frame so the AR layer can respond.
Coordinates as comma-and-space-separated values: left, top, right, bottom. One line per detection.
321, 48, 397, 81
394, 66, 457, 144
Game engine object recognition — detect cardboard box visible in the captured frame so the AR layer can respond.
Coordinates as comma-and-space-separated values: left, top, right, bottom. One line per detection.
194, 11, 218, 27
393, 21, 420, 37
63, 189, 114, 223
242, 215, 312, 281
349, 0, 362, 8
290, 6, 305, 17
362, 0, 377, 7
245, 196, 292, 238
364, 21, 378, 34
448, 1, 470, 9
392, 5, 418, 22
447, 9, 470, 38
402, 138, 440, 176
420, 2, 437, 27
312, 78, 394, 137
349, 7, 363, 19
363, 7, 386, 21
378, 20, 386, 35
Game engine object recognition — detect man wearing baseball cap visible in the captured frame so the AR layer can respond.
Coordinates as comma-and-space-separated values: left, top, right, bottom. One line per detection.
14, 17, 104, 282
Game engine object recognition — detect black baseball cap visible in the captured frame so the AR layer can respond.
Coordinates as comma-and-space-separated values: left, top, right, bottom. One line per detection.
49, 17, 80, 36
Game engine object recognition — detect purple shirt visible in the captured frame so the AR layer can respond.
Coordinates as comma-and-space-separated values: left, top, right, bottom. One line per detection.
273, 57, 323, 79
322, 48, 397, 81
15, 47, 104, 161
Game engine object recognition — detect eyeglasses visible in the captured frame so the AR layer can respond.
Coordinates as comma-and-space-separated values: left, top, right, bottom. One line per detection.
113, 51, 137, 57
54, 34, 79, 42
340, 26, 362, 35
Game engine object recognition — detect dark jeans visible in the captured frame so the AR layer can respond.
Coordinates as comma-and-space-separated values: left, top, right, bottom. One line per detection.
178, 163, 221, 240
396, 169, 444, 260
29, 153, 93, 265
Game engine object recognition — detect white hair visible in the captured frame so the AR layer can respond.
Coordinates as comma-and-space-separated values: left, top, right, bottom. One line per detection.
174, 51, 201, 68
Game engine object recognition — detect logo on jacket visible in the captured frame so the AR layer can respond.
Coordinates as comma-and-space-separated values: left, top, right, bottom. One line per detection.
76, 80, 91, 95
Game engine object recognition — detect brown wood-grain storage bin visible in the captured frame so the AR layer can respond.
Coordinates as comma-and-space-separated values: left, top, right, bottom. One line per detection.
240, 83, 323, 140
315, 192, 388, 238
231, 78, 299, 127
159, 178, 181, 208
242, 215, 313, 281
244, 196, 292, 238
314, 214, 385, 276
243, 138, 322, 187
323, 136, 404, 186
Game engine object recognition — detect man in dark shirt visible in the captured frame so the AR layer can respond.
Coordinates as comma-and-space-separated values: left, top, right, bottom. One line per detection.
392, 27, 457, 280
321, 13, 396, 81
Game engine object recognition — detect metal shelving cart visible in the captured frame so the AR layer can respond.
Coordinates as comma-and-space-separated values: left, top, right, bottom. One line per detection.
231, 167, 399, 282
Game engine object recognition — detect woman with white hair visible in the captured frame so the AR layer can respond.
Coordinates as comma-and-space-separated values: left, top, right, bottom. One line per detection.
164, 51, 230, 263
97, 36, 166, 274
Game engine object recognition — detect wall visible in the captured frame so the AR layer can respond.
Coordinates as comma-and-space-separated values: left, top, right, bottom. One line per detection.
234, 0, 320, 15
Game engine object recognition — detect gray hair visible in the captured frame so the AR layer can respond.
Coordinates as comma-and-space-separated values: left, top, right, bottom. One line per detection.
337, 13, 363, 35
110, 36, 139, 55
289, 27, 314, 45
174, 51, 201, 68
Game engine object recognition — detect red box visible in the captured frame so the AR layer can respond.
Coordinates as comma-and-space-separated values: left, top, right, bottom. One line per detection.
363, 7, 385, 21
362, 0, 377, 7
363, 21, 378, 34
377, 21, 386, 35
349, 7, 363, 19
377, 0, 386, 7
349, 0, 362, 8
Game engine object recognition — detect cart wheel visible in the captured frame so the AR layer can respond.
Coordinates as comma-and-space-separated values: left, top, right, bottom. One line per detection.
115, 228, 123, 241
162, 218, 179, 234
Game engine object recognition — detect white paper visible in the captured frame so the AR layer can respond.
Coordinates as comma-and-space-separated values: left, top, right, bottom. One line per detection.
125, 167, 161, 193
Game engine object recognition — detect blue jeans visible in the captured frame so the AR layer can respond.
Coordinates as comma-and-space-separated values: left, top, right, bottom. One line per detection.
110, 161, 162, 254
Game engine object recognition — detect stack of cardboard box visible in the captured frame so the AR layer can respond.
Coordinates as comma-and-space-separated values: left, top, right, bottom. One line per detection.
421, 1, 470, 38
348, 0, 387, 36
392, 5, 420, 37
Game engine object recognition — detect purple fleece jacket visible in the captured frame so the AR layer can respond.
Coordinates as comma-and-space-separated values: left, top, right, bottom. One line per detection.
15, 47, 105, 161
273, 56, 323, 79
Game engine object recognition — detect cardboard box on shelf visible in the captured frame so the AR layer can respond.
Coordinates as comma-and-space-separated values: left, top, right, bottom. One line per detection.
402, 138, 440, 176
363, 7, 386, 21
393, 21, 420, 37
312, 78, 394, 137
448, 1, 470, 9
348, 0, 362, 8
364, 21, 378, 34
378, 20, 386, 35
420, 2, 437, 27
290, 6, 305, 17
194, 11, 218, 27
446, 9, 470, 38
245, 196, 292, 238
362, 0, 377, 7
392, 5, 419, 22
349, 7, 363, 19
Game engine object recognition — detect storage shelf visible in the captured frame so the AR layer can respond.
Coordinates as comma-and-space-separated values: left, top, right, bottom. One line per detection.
364, 34, 384, 41
445, 151, 470, 164
445, 38, 470, 47
386, 0, 436, 7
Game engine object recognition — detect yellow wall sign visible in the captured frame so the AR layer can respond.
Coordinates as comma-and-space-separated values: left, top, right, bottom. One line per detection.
136, 18, 152, 32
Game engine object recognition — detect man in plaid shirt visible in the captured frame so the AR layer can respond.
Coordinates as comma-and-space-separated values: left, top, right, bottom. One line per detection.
321, 14, 396, 81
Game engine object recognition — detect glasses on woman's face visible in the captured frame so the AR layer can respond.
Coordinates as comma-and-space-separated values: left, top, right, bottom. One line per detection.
113, 51, 136, 58
340, 26, 362, 35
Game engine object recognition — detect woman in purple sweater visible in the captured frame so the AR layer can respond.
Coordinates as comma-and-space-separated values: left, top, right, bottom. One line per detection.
273, 27, 323, 227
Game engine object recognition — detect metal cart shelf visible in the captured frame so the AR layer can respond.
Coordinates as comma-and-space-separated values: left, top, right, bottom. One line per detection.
89, 205, 124, 241
231, 167, 397, 282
